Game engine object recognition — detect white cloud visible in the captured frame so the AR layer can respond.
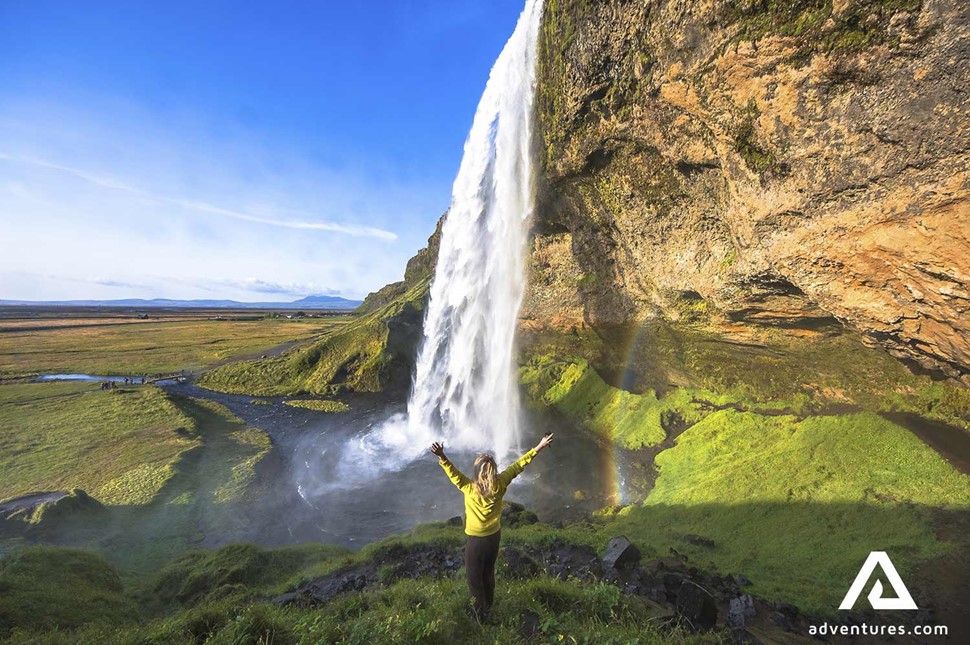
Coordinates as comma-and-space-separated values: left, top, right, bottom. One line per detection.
0, 153, 398, 240
0, 101, 447, 302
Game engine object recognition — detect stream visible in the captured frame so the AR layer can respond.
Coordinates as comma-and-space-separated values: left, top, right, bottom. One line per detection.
157, 380, 630, 550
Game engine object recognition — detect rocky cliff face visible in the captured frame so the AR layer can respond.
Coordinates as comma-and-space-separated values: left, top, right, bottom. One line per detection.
527, 0, 969, 381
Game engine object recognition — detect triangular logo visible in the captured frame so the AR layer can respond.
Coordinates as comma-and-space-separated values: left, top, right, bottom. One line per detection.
839, 551, 918, 610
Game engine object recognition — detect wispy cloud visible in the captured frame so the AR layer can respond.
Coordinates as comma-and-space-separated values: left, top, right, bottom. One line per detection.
177, 277, 341, 297
4, 273, 344, 300
0, 152, 398, 240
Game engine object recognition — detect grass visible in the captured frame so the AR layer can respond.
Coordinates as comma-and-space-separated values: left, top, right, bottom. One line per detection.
521, 356, 706, 449
0, 389, 276, 585
526, 322, 970, 430
0, 316, 337, 378
601, 410, 970, 614
0, 546, 138, 638
0, 382, 197, 505
518, 331, 970, 614
201, 278, 430, 396
283, 399, 351, 413
1, 544, 723, 645
649, 410, 970, 507
150, 543, 350, 609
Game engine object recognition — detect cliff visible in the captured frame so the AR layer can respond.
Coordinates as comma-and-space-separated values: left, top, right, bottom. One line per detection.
199, 222, 442, 396
527, 0, 969, 382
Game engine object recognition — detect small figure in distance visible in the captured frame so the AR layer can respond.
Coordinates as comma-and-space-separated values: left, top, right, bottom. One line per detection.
430, 432, 554, 623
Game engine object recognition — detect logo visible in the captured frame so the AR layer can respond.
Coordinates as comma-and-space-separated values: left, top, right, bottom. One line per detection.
839, 551, 917, 611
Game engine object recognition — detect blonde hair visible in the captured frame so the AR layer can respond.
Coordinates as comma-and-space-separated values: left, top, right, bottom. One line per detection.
473, 454, 499, 499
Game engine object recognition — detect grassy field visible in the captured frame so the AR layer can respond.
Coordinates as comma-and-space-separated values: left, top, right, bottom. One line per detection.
0, 382, 197, 505
0, 312, 346, 378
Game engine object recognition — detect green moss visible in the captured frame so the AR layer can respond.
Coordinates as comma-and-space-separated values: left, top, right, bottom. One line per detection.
603, 409, 970, 614
200, 277, 430, 396
651, 410, 970, 507
282, 399, 351, 413
724, 0, 924, 61
731, 98, 781, 174
576, 322, 970, 429
0, 547, 138, 637
521, 356, 707, 449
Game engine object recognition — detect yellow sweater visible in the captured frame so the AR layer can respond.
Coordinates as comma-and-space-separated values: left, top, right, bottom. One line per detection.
438, 448, 538, 537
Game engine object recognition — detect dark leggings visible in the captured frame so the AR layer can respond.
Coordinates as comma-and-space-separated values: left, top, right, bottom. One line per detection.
465, 530, 501, 617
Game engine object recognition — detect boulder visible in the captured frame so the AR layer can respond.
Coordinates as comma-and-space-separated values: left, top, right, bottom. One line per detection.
728, 594, 756, 627
603, 536, 641, 570
675, 580, 718, 632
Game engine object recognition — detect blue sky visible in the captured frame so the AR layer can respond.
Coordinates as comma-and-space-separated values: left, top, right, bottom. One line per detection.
0, 0, 526, 301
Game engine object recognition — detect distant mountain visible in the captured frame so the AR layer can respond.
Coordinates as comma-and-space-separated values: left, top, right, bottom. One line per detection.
0, 295, 362, 310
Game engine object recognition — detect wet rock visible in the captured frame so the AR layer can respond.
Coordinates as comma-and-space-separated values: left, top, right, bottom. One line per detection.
279, 543, 463, 606
603, 536, 641, 570
273, 591, 308, 607
728, 594, 756, 627
277, 568, 375, 607
663, 572, 688, 597
674, 580, 718, 632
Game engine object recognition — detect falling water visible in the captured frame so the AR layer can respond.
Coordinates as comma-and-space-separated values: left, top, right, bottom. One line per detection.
320, 0, 544, 485
404, 0, 544, 459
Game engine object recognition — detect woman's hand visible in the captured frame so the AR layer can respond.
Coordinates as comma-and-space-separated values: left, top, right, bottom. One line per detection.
430, 442, 446, 458
535, 432, 554, 452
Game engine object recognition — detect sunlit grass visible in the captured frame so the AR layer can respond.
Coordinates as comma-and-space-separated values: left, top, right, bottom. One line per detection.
0, 317, 341, 378
0, 383, 197, 504
282, 399, 350, 413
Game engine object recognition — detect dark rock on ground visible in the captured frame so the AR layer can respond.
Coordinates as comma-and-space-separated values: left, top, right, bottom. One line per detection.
446, 515, 463, 527
541, 540, 602, 581
500, 546, 541, 580
728, 594, 756, 628
275, 542, 463, 607
675, 580, 719, 632
603, 535, 641, 570
769, 610, 794, 632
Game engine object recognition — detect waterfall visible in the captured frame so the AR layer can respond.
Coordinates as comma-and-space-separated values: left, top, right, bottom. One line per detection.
348, 0, 544, 473
300, 0, 545, 498
404, 0, 543, 459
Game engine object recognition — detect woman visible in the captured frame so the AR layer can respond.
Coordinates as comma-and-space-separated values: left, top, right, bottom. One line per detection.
430, 432, 555, 622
